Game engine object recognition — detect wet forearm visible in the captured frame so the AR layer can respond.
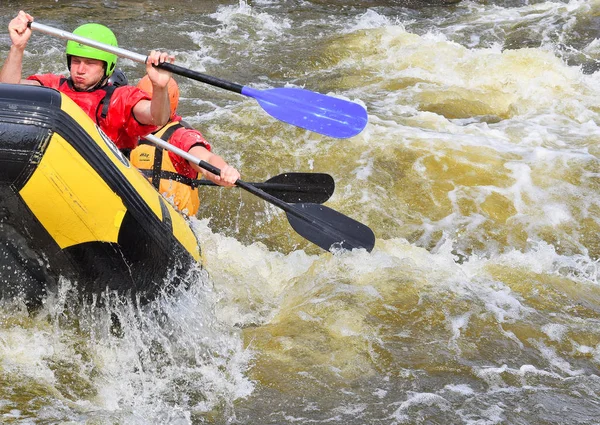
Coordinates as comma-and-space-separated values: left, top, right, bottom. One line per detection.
0, 45, 25, 84
149, 84, 170, 127
206, 154, 228, 172
199, 154, 230, 184
189, 147, 222, 180
188, 143, 239, 186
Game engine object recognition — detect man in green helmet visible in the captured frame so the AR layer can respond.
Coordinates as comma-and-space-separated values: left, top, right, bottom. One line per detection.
0, 10, 172, 150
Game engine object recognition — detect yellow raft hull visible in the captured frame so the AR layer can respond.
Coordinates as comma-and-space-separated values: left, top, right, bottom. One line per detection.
0, 84, 201, 305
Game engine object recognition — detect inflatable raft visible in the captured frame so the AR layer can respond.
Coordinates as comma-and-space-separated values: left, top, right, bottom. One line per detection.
0, 83, 201, 306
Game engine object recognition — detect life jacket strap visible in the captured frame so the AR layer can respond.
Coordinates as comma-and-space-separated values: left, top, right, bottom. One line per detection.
99, 84, 117, 119
139, 169, 201, 188
139, 121, 198, 189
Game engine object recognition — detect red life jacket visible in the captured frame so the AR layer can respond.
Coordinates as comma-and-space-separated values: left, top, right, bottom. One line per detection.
59, 77, 113, 120
27, 74, 156, 150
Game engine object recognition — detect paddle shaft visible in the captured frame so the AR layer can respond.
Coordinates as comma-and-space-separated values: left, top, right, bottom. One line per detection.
143, 134, 306, 214
141, 133, 309, 215
30, 22, 243, 93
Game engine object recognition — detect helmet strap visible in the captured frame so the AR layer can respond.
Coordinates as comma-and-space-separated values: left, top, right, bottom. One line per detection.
88, 74, 109, 91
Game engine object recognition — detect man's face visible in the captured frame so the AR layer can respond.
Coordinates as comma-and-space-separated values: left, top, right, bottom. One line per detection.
69, 56, 106, 91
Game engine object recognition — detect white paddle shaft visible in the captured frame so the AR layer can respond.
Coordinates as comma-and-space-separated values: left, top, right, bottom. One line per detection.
30, 22, 148, 64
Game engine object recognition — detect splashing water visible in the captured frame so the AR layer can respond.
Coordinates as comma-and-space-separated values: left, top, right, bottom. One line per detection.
2, 0, 600, 423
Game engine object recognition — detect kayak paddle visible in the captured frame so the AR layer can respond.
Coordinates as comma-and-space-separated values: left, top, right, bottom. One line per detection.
142, 133, 375, 252
30, 22, 368, 139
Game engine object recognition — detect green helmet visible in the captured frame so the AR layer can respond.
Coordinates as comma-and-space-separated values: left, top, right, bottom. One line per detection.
66, 23, 118, 77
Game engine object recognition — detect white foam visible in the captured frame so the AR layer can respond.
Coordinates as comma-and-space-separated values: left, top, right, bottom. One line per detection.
541, 323, 568, 342
390, 392, 450, 422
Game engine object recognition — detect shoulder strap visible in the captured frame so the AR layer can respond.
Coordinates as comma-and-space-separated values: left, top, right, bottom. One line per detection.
138, 121, 200, 189
138, 121, 184, 189
159, 122, 185, 142
150, 143, 164, 189
99, 85, 117, 119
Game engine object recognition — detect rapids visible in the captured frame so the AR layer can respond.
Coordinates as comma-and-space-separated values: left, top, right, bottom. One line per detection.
1, 0, 600, 423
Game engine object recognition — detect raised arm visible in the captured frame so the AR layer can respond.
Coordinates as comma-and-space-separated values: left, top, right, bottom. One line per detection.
0, 11, 39, 85
132, 50, 174, 127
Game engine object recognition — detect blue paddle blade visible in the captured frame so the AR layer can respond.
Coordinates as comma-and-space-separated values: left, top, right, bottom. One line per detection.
241, 86, 368, 139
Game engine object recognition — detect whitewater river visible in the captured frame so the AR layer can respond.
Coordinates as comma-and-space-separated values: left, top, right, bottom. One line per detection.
1, 0, 600, 423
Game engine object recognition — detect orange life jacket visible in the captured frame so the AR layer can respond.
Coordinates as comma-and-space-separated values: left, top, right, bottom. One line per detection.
130, 121, 201, 216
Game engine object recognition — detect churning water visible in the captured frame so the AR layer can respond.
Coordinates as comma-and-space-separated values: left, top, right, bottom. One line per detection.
2, 0, 600, 423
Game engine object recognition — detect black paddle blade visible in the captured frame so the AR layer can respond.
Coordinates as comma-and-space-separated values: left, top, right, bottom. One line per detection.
285, 203, 375, 252
193, 172, 334, 204
264, 173, 334, 203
